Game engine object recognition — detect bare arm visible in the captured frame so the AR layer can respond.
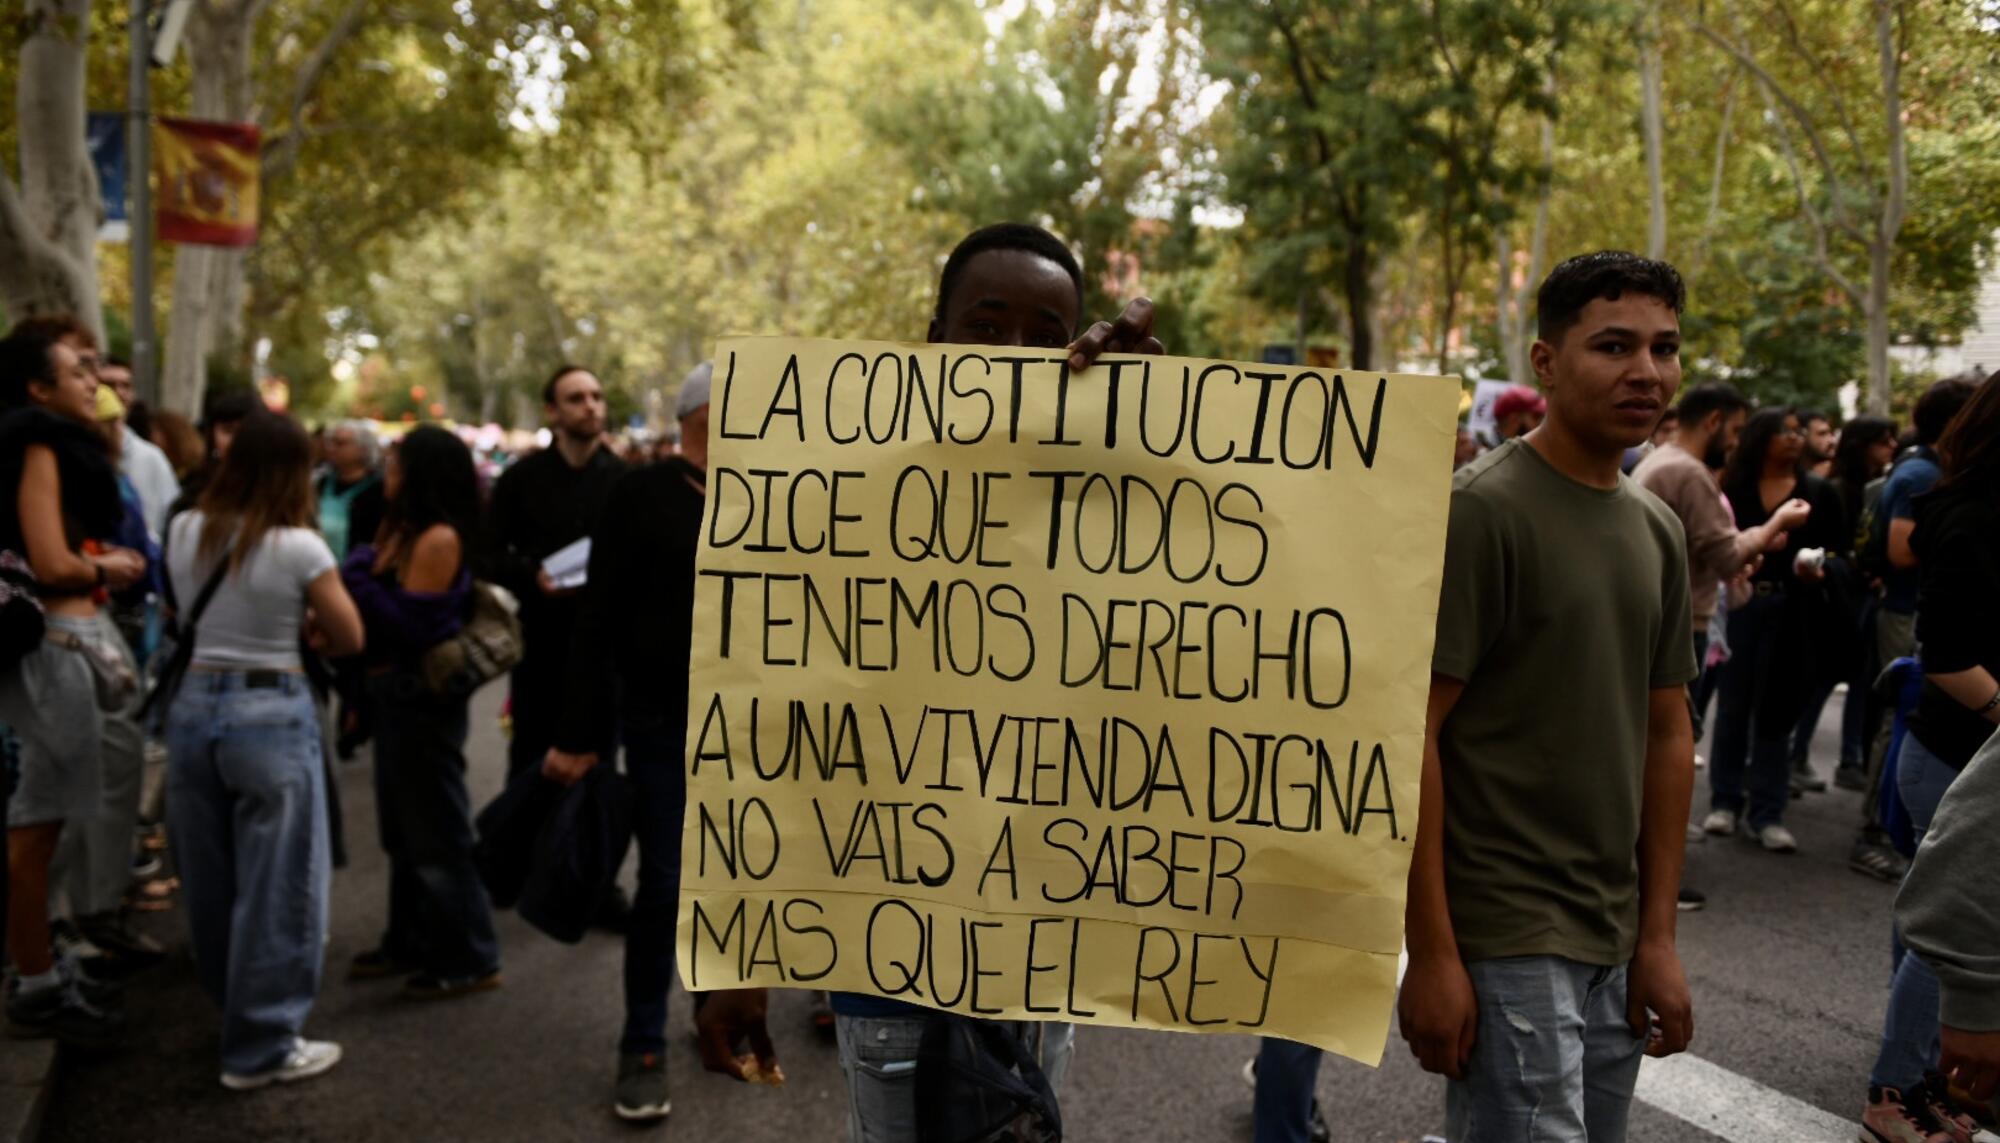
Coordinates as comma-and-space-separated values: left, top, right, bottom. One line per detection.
18, 445, 102, 589
1628, 685, 1696, 1056
1929, 667, 2000, 725
1398, 674, 1477, 1079
1888, 517, 1919, 570
304, 567, 365, 658
401, 525, 463, 594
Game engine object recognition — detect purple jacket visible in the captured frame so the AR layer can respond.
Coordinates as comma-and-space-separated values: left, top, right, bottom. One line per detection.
341, 543, 470, 665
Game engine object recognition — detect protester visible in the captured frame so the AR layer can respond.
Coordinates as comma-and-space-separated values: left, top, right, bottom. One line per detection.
1633, 381, 1806, 909
793, 221, 1162, 1142
150, 409, 205, 481
1703, 408, 1846, 852
486, 368, 625, 783
1801, 408, 1837, 479
96, 357, 178, 536
0, 321, 145, 1046
169, 390, 261, 521
316, 419, 385, 563
1651, 406, 1680, 448
541, 361, 780, 1120
1490, 384, 1546, 442
1399, 251, 1697, 1142
1898, 727, 2000, 1131
343, 426, 501, 998
164, 411, 363, 1089
1861, 370, 2000, 1143
1796, 415, 1898, 793
9, 320, 161, 975
1850, 379, 1981, 882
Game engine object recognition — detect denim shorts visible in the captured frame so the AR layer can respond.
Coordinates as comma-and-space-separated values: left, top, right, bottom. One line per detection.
0, 614, 106, 827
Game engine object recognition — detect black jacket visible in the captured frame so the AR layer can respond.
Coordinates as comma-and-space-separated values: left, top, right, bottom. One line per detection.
555, 457, 705, 753
484, 443, 626, 650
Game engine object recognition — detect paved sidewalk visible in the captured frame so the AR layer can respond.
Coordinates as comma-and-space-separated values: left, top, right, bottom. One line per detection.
0, 1038, 55, 1143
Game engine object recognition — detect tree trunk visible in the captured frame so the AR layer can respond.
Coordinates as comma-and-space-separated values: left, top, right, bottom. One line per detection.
161, 0, 257, 415
1639, 0, 1666, 261
1866, 0, 1906, 415
1, 0, 103, 345
1344, 239, 1374, 371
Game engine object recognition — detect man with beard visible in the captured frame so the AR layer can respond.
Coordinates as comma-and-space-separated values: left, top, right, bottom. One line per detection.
1635, 382, 1808, 699
488, 365, 627, 786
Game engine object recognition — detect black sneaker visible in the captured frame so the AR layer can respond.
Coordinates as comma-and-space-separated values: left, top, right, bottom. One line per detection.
347, 946, 417, 981
401, 970, 502, 1000
613, 1052, 671, 1122
1835, 763, 1871, 791
1850, 838, 1911, 884
1677, 886, 1707, 911
5, 982, 126, 1049
76, 911, 167, 970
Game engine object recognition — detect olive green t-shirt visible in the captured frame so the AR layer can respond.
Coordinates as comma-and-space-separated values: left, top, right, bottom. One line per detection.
1431, 439, 1696, 966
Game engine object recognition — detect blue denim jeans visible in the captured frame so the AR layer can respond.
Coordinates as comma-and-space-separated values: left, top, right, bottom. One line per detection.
1445, 956, 1646, 1143
1869, 732, 1961, 1090
1254, 1037, 1323, 1143
368, 674, 498, 978
619, 711, 685, 1055
165, 671, 331, 1075
834, 1015, 1075, 1142
1708, 592, 1800, 830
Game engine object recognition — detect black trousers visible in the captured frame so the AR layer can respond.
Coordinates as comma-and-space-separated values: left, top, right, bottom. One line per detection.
369, 674, 499, 977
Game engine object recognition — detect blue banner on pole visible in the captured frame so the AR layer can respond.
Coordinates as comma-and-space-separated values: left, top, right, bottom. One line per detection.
87, 112, 129, 235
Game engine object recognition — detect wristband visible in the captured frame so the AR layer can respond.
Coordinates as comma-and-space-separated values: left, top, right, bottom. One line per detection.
1979, 687, 2000, 716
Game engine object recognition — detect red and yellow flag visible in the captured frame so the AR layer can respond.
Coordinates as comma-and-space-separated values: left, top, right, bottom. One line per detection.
154, 116, 260, 247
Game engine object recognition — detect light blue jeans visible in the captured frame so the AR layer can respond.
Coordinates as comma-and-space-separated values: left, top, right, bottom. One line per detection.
834, 1014, 1074, 1142
1446, 955, 1646, 1143
165, 671, 331, 1076
1870, 732, 1960, 1090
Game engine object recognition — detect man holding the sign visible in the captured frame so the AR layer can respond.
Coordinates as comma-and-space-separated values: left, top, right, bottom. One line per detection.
1400, 251, 1699, 1142
823, 221, 1164, 1142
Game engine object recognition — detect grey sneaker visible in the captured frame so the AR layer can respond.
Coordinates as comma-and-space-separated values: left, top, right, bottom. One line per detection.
1758, 824, 1800, 853
614, 1052, 671, 1122
221, 1039, 342, 1091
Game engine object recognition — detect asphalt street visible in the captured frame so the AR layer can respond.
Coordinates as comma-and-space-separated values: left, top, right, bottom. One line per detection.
42, 684, 1896, 1142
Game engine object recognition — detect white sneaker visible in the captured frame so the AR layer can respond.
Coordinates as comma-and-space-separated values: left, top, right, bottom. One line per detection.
221, 1039, 342, 1091
1693, 752, 1707, 769
1685, 823, 1706, 844
1700, 809, 1737, 836
1757, 824, 1799, 853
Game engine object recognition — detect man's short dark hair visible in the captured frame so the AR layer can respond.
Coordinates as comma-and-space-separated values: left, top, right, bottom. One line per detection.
1674, 382, 1752, 430
1797, 407, 1830, 427
933, 222, 1086, 328
543, 364, 594, 406
1535, 251, 1687, 343
7, 314, 95, 350
1914, 375, 1979, 445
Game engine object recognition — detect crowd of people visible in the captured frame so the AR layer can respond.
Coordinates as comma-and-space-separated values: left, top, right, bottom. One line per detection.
2, 226, 1996, 1143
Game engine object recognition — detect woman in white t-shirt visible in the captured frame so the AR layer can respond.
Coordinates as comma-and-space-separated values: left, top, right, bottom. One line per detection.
164, 411, 362, 1091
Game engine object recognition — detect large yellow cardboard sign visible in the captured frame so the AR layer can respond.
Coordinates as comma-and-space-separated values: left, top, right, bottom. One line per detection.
678, 337, 1459, 1062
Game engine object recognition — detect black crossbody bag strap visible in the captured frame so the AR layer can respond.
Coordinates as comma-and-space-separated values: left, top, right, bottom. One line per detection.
139, 559, 229, 720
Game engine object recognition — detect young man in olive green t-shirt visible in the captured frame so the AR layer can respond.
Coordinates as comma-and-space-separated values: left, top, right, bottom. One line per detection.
1399, 252, 1700, 1143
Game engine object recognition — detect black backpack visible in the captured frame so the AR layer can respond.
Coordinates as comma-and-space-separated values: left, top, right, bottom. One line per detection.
914, 1016, 1063, 1143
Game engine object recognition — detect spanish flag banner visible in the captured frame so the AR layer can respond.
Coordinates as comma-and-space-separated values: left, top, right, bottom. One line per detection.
154, 116, 260, 247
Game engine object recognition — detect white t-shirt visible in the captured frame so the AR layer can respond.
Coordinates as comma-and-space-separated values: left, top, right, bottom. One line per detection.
167, 512, 337, 670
